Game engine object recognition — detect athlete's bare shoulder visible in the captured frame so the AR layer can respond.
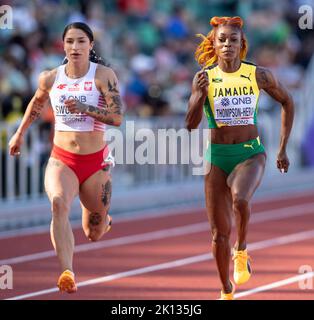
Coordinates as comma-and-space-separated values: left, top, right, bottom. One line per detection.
95, 64, 119, 92
255, 66, 277, 91
95, 64, 117, 80
256, 65, 292, 104
38, 68, 58, 92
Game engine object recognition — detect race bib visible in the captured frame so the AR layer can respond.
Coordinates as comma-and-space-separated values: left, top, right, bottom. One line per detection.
214, 95, 256, 126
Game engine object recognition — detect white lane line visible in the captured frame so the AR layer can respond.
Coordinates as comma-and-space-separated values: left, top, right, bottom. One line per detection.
0, 203, 205, 240
6, 228, 314, 300
234, 272, 314, 299
7, 254, 212, 300
1, 191, 313, 240
0, 222, 208, 265
1, 201, 314, 266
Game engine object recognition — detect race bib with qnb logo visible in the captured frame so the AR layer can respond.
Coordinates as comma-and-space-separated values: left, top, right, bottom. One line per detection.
54, 94, 94, 129
214, 95, 257, 126
49, 62, 106, 132
204, 61, 260, 128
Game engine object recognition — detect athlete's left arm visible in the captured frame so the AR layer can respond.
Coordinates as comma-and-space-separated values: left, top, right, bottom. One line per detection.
256, 66, 295, 173
65, 66, 123, 126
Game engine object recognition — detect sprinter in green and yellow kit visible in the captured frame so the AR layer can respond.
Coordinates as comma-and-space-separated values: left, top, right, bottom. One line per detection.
203, 60, 266, 175
186, 16, 294, 300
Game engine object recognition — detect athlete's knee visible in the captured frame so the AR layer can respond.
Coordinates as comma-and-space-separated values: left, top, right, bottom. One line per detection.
84, 212, 102, 241
233, 196, 249, 214
51, 195, 69, 216
211, 229, 231, 244
84, 228, 103, 242
84, 212, 110, 241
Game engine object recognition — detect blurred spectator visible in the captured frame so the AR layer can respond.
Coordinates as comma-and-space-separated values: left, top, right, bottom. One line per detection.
117, 0, 150, 17
164, 5, 189, 40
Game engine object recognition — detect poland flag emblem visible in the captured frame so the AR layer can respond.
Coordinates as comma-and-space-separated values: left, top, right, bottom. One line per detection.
84, 81, 92, 91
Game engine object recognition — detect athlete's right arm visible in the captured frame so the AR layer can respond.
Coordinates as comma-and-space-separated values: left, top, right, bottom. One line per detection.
185, 70, 208, 131
8, 70, 54, 156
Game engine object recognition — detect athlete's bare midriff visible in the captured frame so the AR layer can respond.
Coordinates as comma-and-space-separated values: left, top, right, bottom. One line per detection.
210, 124, 258, 144
53, 130, 106, 154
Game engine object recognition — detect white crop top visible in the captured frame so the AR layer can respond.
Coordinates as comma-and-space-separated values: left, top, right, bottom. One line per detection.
49, 62, 106, 132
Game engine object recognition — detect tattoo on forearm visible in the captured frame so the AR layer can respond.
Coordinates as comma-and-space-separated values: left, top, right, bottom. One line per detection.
101, 181, 112, 207
105, 117, 115, 125
85, 102, 121, 124
75, 101, 88, 113
85, 105, 112, 123
29, 99, 44, 122
76, 81, 122, 124
89, 212, 102, 226
87, 105, 109, 116
29, 111, 41, 121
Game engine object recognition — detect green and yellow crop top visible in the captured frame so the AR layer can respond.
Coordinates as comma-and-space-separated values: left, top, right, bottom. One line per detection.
203, 61, 260, 128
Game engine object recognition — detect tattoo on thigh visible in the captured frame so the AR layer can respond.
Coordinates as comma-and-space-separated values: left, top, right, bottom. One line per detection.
48, 159, 61, 167
102, 165, 110, 172
89, 212, 102, 226
101, 181, 112, 207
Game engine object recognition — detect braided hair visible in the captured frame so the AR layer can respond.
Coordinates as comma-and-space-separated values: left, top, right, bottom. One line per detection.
62, 22, 109, 66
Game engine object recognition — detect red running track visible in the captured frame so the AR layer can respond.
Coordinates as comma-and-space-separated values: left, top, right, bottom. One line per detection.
0, 191, 314, 300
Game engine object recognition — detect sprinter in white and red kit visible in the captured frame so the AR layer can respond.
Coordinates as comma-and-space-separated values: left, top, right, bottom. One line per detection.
9, 22, 123, 293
